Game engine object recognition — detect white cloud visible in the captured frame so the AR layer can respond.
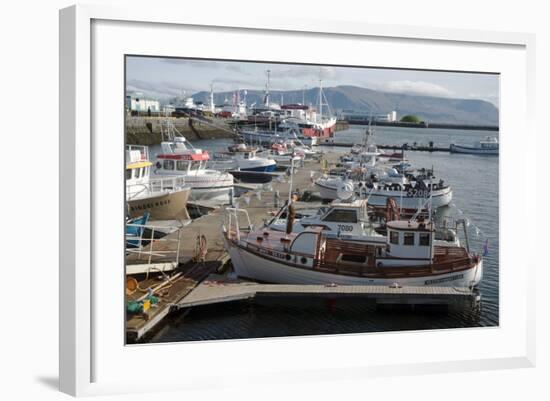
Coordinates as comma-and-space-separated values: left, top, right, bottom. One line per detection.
380, 80, 454, 97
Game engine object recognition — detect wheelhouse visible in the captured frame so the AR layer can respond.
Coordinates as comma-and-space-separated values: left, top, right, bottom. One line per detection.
126, 145, 152, 185
232, 147, 259, 160
155, 138, 210, 174
386, 219, 434, 261
479, 137, 499, 149
319, 199, 369, 224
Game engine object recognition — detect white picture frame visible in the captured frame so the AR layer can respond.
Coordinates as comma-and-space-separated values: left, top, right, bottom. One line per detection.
59, 4, 536, 396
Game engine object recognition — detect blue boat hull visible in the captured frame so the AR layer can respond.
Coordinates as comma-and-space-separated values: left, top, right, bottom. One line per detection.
241, 164, 277, 172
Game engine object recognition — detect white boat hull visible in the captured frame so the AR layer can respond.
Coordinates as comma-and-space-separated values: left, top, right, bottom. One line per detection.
189, 185, 233, 204
225, 236, 482, 287
450, 144, 499, 155
155, 173, 234, 204
315, 180, 453, 209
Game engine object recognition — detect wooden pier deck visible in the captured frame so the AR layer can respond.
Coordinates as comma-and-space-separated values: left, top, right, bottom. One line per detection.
174, 274, 478, 309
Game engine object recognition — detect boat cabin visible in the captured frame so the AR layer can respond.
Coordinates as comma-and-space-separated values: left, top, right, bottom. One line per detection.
230, 144, 260, 161
269, 199, 374, 237
479, 136, 499, 150
126, 145, 152, 185
385, 219, 434, 261
155, 137, 210, 174
308, 199, 370, 235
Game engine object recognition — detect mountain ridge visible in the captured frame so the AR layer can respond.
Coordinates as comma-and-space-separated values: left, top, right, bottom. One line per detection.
191, 85, 498, 126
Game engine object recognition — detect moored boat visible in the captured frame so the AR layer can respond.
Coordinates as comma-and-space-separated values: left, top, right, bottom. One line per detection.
260, 142, 304, 168
154, 136, 234, 205
126, 145, 191, 220
211, 143, 277, 172
314, 164, 452, 211
450, 136, 499, 155
222, 208, 483, 287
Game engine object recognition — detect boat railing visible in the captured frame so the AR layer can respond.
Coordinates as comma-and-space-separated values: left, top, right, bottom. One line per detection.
126, 222, 183, 266
126, 144, 149, 162
224, 207, 253, 241
149, 175, 187, 192
126, 176, 187, 200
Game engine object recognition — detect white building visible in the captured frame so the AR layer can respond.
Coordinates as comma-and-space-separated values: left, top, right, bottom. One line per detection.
126, 94, 160, 113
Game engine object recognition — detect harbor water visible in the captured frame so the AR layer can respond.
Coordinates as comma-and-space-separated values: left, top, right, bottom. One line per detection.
151, 125, 499, 342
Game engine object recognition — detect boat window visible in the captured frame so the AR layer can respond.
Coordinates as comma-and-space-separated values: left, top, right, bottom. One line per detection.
125, 169, 131, 180
163, 160, 175, 170
176, 160, 188, 171
322, 209, 358, 223
390, 231, 399, 245
419, 233, 430, 246
404, 232, 415, 246
244, 153, 249, 159
340, 254, 367, 264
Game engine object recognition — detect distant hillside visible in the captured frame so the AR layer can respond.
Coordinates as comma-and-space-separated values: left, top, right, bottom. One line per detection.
192, 85, 498, 126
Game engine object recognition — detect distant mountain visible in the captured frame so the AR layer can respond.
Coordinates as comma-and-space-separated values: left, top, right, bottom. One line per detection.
192, 85, 498, 126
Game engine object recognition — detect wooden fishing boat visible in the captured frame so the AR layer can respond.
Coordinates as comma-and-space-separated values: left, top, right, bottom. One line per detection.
223, 208, 482, 287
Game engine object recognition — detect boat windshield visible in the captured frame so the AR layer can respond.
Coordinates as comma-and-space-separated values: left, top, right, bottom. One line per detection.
322, 209, 358, 223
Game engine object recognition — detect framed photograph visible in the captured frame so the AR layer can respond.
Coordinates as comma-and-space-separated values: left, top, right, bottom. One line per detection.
59, 4, 536, 396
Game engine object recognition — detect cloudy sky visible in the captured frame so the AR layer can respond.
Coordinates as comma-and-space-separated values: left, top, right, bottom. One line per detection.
126, 56, 499, 106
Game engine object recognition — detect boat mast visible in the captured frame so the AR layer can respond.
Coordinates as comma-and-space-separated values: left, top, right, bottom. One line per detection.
209, 83, 215, 113
429, 175, 434, 264
318, 76, 323, 123
288, 157, 295, 203
264, 69, 271, 108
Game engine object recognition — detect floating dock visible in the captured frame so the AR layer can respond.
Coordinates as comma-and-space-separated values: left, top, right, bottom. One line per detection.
174, 274, 479, 310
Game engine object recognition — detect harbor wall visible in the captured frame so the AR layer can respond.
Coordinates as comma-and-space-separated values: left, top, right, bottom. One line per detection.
125, 116, 236, 145
344, 119, 498, 131
126, 116, 350, 146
